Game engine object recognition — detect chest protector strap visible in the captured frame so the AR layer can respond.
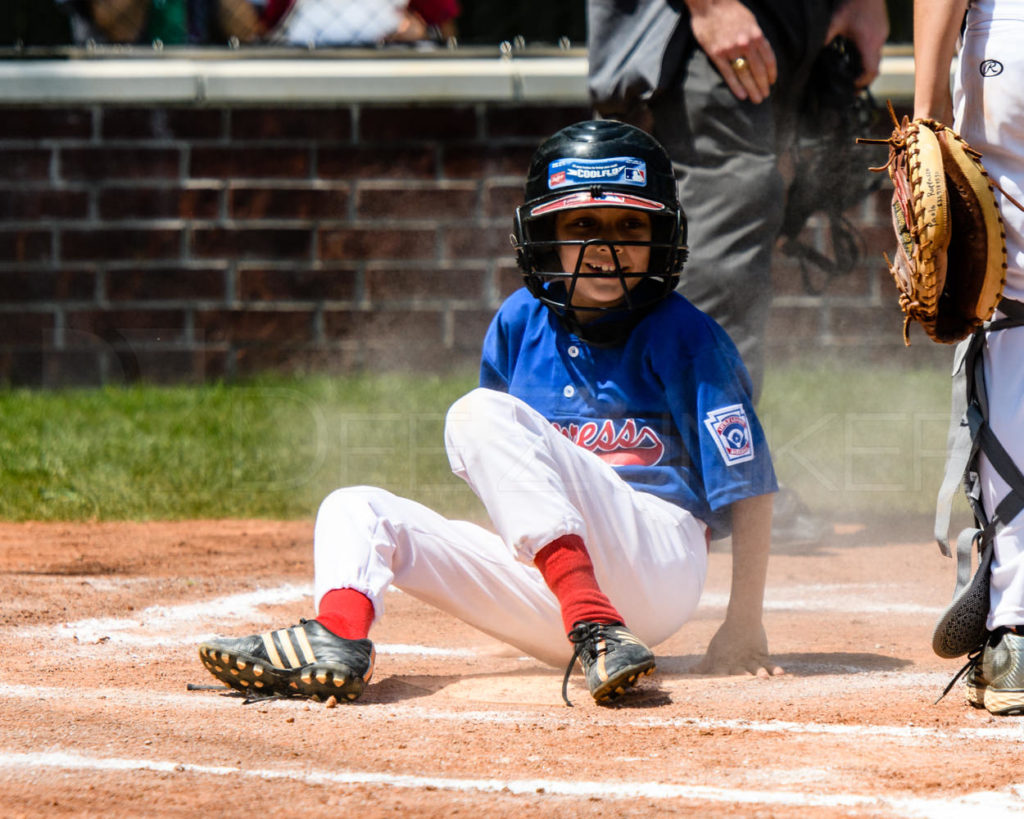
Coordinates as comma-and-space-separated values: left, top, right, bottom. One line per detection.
931, 298, 1024, 658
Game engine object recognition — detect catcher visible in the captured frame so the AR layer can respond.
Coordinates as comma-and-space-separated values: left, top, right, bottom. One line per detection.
197, 120, 781, 707
869, 0, 1024, 715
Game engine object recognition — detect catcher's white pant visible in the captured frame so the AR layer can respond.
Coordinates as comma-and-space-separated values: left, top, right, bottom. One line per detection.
312, 388, 708, 667
955, 1, 1024, 628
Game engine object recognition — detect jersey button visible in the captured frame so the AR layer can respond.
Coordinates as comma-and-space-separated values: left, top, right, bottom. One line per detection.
563, 385, 575, 398
567, 345, 580, 358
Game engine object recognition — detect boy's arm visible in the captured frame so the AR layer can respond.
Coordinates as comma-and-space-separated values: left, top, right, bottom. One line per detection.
693, 492, 784, 676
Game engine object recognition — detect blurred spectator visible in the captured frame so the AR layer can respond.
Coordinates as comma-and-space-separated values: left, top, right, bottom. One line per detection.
72, 0, 456, 45
216, 0, 263, 42
62, 0, 226, 44
409, 0, 459, 40
263, 0, 459, 46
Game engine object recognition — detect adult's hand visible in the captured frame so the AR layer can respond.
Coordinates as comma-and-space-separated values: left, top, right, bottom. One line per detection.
687, 0, 777, 104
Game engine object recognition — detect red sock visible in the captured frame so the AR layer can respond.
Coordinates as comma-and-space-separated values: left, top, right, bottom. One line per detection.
316, 588, 374, 640
534, 534, 623, 634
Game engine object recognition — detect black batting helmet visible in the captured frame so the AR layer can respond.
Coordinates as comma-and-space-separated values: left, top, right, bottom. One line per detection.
512, 119, 687, 341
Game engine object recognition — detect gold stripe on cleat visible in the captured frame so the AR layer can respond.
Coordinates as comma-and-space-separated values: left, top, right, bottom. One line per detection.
595, 639, 608, 682
277, 629, 303, 668
294, 626, 318, 665
262, 632, 285, 668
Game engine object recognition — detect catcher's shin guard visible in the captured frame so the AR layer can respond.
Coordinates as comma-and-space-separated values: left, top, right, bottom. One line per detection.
932, 303, 1024, 661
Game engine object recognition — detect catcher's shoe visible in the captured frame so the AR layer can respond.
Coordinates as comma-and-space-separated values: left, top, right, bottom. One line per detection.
965, 667, 986, 709
562, 621, 655, 706
198, 619, 374, 703
964, 628, 1024, 715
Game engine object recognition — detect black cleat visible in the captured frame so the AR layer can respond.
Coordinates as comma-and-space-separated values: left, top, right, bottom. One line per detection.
562, 621, 655, 706
198, 619, 374, 703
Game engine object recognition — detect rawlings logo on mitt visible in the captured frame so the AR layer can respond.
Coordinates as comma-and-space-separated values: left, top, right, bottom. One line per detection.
860, 103, 1009, 345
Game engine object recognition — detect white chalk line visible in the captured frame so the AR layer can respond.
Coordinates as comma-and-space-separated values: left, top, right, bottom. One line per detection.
0, 750, 1021, 816
2, 682, 1022, 744
15, 584, 474, 657
16, 581, 941, 652
705, 583, 943, 615
29, 583, 313, 646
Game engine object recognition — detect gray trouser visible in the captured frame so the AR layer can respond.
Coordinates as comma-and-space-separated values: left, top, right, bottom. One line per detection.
649, 48, 795, 402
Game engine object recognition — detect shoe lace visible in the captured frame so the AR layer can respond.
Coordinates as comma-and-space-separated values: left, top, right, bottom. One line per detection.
934, 640, 985, 705
242, 690, 291, 705
561, 622, 604, 708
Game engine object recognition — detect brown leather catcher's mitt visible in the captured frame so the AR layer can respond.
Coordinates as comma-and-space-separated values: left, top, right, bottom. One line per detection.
861, 104, 1009, 344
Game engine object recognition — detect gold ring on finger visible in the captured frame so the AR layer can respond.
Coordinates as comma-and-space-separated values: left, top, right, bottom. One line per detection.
731, 57, 749, 71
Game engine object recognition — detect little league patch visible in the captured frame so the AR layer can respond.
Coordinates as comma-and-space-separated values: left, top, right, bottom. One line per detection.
704, 404, 754, 466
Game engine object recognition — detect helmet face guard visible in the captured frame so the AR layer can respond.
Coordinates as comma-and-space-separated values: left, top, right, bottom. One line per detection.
512, 121, 688, 341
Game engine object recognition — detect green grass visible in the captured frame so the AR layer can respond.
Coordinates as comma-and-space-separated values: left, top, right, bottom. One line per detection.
0, 362, 958, 522
0, 372, 480, 522
759, 360, 956, 518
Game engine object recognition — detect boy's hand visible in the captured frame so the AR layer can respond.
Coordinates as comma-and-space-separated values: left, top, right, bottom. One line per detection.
692, 619, 784, 678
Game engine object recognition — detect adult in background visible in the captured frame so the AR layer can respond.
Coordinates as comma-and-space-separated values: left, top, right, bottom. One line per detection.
588, 0, 888, 399
915, 0, 1024, 716
586, 0, 888, 543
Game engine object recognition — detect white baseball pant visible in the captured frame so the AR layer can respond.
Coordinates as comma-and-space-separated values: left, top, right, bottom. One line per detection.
312, 387, 708, 667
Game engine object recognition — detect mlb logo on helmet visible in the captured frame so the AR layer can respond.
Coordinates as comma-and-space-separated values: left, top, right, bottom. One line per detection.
704, 404, 754, 465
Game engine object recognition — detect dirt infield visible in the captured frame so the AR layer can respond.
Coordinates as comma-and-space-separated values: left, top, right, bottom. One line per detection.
2, 517, 1024, 817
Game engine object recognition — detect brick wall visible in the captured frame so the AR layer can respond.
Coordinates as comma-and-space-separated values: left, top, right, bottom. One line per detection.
0, 99, 937, 387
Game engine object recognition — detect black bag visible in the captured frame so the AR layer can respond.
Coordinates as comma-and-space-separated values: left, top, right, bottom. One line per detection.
779, 36, 882, 294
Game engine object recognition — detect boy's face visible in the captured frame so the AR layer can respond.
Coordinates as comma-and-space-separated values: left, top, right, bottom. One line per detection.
553, 207, 653, 317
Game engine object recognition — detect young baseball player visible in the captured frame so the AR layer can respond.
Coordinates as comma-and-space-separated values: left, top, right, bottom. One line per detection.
915, 0, 1024, 715
198, 120, 781, 706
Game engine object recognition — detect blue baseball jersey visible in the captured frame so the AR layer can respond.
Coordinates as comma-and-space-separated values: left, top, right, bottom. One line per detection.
480, 288, 777, 538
